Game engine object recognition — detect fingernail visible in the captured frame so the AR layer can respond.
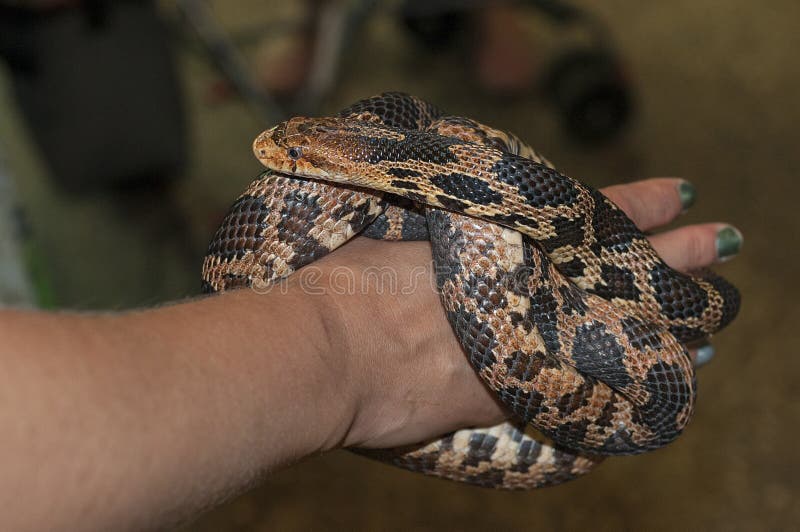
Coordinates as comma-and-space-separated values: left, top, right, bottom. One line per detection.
678, 181, 696, 211
716, 226, 743, 261
694, 344, 715, 368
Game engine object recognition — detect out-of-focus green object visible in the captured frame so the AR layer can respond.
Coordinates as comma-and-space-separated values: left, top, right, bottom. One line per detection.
0, 148, 53, 308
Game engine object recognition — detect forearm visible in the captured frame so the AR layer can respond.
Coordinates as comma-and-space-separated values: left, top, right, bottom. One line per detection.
0, 289, 354, 531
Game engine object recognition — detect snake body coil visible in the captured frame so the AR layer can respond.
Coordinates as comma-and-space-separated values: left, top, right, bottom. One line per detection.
203, 92, 739, 489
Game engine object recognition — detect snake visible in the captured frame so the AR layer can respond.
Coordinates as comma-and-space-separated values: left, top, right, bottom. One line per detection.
202, 92, 740, 489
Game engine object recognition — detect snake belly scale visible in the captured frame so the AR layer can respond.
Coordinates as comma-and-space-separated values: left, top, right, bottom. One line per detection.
202, 92, 739, 489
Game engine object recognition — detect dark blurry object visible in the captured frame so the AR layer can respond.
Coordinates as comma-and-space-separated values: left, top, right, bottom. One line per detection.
178, 0, 377, 121
534, 0, 632, 143
0, 1, 187, 192
544, 47, 631, 143
401, 7, 467, 50
402, 0, 633, 144
177, 0, 632, 144
178, 0, 284, 122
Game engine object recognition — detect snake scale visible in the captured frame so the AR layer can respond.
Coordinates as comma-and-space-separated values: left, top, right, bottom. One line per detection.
202, 92, 740, 489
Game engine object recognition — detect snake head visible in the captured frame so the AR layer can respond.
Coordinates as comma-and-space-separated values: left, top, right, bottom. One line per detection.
253, 117, 353, 180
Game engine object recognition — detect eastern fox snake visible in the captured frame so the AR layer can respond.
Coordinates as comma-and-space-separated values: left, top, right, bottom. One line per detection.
202, 92, 739, 489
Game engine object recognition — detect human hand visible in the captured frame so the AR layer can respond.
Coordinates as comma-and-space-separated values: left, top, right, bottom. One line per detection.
317, 177, 742, 449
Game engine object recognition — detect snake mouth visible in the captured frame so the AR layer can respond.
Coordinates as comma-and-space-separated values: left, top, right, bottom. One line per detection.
253, 126, 337, 180
253, 126, 299, 174
253, 127, 278, 160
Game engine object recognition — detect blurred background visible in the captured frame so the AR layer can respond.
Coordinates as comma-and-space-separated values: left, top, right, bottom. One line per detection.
0, 0, 797, 530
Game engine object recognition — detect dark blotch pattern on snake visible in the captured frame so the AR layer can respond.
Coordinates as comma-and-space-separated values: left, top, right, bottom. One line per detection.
203, 92, 740, 489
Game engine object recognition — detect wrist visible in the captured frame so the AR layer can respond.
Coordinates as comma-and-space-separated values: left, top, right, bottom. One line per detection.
305, 265, 375, 450
313, 238, 509, 450
221, 287, 360, 456
312, 240, 446, 449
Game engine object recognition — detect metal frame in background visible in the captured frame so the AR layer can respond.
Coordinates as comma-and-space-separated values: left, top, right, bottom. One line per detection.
175, 0, 612, 123
176, 0, 379, 124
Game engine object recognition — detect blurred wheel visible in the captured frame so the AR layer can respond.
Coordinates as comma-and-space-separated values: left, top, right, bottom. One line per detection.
401, 7, 467, 50
545, 48, 633, 143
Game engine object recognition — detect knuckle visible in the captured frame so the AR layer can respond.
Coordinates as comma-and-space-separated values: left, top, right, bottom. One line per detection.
684, 229, 712, 267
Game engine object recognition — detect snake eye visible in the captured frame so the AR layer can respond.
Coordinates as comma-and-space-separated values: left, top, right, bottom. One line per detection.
287, 147, 303, 160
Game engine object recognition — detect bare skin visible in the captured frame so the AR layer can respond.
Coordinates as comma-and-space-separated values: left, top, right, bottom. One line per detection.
0, 178, 739, 531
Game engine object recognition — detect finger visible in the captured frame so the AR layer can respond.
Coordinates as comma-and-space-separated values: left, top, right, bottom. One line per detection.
649, 223, 743, 271
600, 178, 694, 232
686, 344, 715, 368
693, 344, 715, 368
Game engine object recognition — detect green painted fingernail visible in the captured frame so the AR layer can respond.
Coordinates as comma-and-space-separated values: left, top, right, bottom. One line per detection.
678, 181, 696, 211
716, 226, 743, 261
